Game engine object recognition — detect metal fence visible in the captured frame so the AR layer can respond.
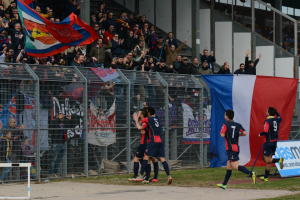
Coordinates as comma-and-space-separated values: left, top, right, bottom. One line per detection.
0, 64, 210, 183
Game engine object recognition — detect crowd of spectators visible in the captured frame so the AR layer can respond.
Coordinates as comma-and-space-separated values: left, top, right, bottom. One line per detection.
0, 1, 266, 182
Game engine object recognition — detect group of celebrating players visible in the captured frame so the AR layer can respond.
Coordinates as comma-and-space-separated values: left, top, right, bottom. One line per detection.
129, 103, 284, 188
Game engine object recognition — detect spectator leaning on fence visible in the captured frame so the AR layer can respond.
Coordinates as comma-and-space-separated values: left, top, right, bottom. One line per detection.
201, 49, 216, 73
90, 38, 112, 68
234, 63, 245, 74
218, 62, 231, 74
245, 49, 262, 75
165, 39, 187, 66
198, 60, 213, 75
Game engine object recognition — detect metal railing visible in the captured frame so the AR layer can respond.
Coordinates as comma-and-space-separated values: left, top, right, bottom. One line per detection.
0, 63, 209, 183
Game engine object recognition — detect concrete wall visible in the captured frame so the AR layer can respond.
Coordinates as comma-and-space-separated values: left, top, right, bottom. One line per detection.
139, 0, 155, 24
176, 0, 192, 47
156, 0, 172, 33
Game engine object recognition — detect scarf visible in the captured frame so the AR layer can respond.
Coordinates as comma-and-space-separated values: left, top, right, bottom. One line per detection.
202, 66, 209, 70
1, 136, 12, 159
151, 32, 156, 49
0, 39, 9, 44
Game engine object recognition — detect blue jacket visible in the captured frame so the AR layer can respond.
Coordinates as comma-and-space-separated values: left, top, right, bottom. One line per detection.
234, 69, 245, 74
166, 38, 178, 49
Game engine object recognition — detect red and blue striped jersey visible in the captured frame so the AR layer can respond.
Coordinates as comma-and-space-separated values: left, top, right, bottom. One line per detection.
141, 116, 162, 143
220, 121, 245, 152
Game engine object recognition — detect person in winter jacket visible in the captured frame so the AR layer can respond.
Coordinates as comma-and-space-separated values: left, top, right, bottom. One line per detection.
0, 129, 13, 182
165, 39, 186, 66
198, 60, 213, 75
234, 63, 245, 74
66, 0, 80, 16
218, 62, 231, 74
89, 38, 112, 67
245, 49, 262, 75
178, 57, 197, 75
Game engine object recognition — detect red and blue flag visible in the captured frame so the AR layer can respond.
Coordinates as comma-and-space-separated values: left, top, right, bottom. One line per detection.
17, 0, 98, 57
23, 0, 34, 9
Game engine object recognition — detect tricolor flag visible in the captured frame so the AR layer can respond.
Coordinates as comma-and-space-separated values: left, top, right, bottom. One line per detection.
17, 0, 98, 57
23, 0, 33, 9
202, 75, 298, 167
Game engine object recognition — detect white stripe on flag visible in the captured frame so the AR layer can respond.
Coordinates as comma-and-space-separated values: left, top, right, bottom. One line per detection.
232, 75, 256, 165
22, 11, 45, 25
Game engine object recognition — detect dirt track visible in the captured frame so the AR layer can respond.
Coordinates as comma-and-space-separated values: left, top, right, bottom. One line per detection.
0, 182, 298, 200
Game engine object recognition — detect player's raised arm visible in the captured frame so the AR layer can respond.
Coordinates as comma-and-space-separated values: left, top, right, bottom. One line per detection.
220, 124, 226, 137
133, 113, 147, 130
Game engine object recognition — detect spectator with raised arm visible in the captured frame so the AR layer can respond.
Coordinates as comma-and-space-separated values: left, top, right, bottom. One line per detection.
165, 39, 187, 66
201, 49, 216, 73
35, 6, 52, 19
245, 49, 261, 75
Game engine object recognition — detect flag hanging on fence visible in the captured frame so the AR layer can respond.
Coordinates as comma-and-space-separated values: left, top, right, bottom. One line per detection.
62, 82, 84, 101
88, 100, 116, 146
181, 100, 210, 145
90, 67, 120, 82
202, 75, 297, 167
17, 0, 98, 57
0, 93, 20, 136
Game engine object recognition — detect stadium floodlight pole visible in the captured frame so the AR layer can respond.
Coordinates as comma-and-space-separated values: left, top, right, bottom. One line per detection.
249, 143, 264, 177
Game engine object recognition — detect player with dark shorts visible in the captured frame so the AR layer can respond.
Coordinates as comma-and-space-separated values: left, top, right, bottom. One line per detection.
259, 107, 284, 182
217, 110, 256, 190
129, 108, 159, 182
132, 106, 172, 184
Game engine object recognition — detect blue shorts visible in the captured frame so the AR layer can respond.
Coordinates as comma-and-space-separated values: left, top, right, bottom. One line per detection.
263, 142, 277, 157
135, 144, 147, 159
145, 142, 165, 158
227, 150, 239, 162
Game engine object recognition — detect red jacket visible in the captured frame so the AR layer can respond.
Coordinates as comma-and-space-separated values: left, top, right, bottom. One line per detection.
104, 31, 114, 45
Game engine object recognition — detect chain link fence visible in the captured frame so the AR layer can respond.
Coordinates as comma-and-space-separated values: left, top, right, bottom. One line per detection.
0, 64, 211, 183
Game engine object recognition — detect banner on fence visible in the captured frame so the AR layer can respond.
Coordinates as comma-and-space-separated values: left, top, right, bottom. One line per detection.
90, 67, 119, 82
181, 100, 210, 144
0, 94, 20, 136
155, 104, 178, 128
88, 100, 116, 146
52, 96, 84, 139
23, 109, 49, 151
274, 140, 300, 178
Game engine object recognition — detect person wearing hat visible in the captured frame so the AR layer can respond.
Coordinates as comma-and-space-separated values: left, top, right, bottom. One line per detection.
201, 49, 216, 73
151, 35, 166, 61
152, 59, 173, 73
198, 60, 213, 75
234, 63, 245, 74
165, 38, 187, 66
3, 10, 16, 28
178, 57, 197, 75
